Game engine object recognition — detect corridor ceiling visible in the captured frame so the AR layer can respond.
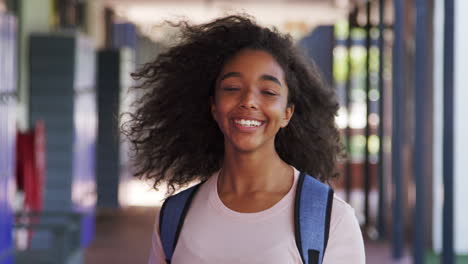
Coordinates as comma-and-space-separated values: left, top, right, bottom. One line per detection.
104, 0, 352, 41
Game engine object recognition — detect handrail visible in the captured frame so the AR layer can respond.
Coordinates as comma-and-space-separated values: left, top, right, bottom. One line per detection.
13, 210, 84, 263
0, 247, 14, 261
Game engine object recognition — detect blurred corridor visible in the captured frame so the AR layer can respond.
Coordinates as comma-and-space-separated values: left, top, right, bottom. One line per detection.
84, 206, 414, 264
1, 0, 468, 263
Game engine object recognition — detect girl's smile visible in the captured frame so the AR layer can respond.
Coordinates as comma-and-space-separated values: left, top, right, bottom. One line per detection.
232, 118, 265, 132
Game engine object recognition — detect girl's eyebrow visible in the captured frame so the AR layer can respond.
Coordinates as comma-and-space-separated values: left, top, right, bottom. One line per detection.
219, 72, 241, 81
260, 74, 282, 87
220, 72, 282, 87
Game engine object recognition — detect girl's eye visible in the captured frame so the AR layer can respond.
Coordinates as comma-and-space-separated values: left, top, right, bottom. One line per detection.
223, 87, 240, 91
262, 90, 277, 96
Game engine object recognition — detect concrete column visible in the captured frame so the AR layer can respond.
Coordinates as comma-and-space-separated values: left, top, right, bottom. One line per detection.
433, 0, 468, 257
453, 0, 468, 255
431, 0, 444, 254
96, 48, 135, 208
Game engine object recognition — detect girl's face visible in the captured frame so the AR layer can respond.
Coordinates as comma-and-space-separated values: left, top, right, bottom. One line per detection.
211, 49, 294, 154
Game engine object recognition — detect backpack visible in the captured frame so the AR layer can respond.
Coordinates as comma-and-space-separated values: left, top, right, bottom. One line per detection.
159, 172, 334, 264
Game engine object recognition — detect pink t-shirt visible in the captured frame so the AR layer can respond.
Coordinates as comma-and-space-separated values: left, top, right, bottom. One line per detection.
148, 168, 365, 264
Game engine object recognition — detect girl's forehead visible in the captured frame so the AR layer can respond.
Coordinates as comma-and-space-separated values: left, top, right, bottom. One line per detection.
219, 49, 286, 79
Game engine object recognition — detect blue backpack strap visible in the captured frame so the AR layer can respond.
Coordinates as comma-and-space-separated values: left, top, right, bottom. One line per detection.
294, 172, 334, 264
159, 184, 202, 263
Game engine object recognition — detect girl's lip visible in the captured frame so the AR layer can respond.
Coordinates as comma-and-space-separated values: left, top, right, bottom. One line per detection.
231, 117, 265, 123
231, 118, 265, 132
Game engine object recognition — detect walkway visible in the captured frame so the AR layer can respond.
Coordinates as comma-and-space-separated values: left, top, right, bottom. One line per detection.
84, 207, 155, 264
84, 207, 411, 264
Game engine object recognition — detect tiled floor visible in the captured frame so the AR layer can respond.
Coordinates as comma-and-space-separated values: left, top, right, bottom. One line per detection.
365, 240, 412, 264
84, 207, 156, 264
84, 206, 412, 264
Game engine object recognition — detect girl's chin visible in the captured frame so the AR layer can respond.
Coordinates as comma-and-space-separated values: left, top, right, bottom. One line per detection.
225, 140, 269, 154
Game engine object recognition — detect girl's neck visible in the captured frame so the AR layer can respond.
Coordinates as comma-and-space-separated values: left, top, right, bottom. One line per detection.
218, 147, 293, 195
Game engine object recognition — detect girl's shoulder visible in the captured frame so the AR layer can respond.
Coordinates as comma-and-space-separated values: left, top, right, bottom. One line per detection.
323, 195, 365, 263
331, 194, 359, 225
328, 194, 362, 239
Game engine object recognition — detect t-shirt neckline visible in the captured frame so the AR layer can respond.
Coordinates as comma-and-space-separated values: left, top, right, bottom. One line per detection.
208, 167, 299, 222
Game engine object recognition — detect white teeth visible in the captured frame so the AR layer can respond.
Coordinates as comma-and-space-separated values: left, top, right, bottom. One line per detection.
235, 119, 262, 127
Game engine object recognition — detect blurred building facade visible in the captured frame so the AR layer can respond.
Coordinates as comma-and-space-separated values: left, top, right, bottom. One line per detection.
0, 0, 467, 263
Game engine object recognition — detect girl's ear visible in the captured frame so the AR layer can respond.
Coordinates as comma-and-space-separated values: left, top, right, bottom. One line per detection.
210, 96, 217, 121
281, 104, 295, 128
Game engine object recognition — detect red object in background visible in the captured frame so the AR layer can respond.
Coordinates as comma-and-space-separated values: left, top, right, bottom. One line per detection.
16, 121, 46, 212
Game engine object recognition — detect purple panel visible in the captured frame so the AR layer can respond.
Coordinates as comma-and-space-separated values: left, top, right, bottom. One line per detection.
71, 36, 97, 247
299, 25, 334, 87
72, 92, 97, 246
0, 12, 16, 264
80, 211, 95, 247
112, 22, 137, 50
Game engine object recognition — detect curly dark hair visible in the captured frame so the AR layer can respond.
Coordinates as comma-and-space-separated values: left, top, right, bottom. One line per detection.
122, 15, 342, 194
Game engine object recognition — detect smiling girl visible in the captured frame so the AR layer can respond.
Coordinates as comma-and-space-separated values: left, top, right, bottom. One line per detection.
123, 15, 365, 264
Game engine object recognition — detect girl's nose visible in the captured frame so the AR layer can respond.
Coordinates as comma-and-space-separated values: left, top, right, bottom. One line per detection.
239, 91, 258, 109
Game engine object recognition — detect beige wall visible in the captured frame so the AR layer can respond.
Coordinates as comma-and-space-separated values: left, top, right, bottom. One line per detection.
17, 0, 53, 131
85, 0, 105, 49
